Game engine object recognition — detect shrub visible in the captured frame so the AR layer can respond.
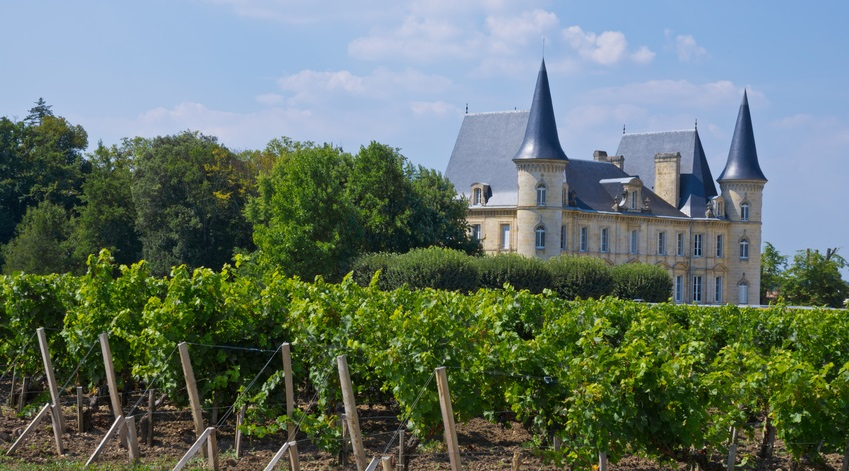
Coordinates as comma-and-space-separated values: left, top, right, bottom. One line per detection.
611, 263, 672, 302
476, 253, 552, 294
350, 252, 397, 289
547, 255, 613, 300
383, 247, 479, 292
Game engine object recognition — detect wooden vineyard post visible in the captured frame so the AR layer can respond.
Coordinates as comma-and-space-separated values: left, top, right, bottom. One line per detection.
178, 342, 208, 460
435, 367, 462, 471
841, 437, 849, 471
147, 388, 155, 445
282, 343, 301, 471
512, 451, 522, 471
76, 386, 85, 432
235, 403, 246, 459
5, 403, 53, 455
173, 427, 218, 471
126, 415, 141, 464
100, 333, 127, 447
398, 429, 405, 471
17, 376, 28, 413
727, 427, 738, 471
37, 327, 65, 434
338, 355, 368, 471
599, 451, 608, 471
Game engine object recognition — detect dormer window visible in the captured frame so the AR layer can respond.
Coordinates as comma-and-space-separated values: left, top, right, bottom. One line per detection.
470, 183, 490, 206
740, 202, 750, 221
630, 190, 637, 209
536, 183, 547, 206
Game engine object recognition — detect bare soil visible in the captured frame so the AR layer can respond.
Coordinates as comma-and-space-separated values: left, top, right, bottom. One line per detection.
0, 388, 846, 470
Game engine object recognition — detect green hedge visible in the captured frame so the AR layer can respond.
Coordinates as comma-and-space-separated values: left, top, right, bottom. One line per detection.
352, 251, 672, 301
612, 263, 673, 303
547, 254, 614, 300
475, 253, 552, 294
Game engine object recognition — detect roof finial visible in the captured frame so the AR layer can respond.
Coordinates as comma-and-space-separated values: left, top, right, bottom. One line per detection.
695, 118, 698, 130
465, 103, 468, 114
542, 35, 546, 59
623, 124, 626, 135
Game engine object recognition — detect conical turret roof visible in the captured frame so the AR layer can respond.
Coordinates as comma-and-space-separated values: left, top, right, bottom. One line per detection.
718, 90, 767, 182
512, 59, 568, 161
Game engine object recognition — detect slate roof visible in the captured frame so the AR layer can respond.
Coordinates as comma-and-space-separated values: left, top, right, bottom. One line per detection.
512, 59, 568, 162
718, 91, 767, 182
445, 111, 529, 207
615, 129, 717, 217
444, 111, 687, 218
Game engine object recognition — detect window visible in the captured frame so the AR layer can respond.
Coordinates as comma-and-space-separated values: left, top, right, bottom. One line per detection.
676, 232, 685, 256
716, 200, 724, 218
741, 202, 749, 221
693, 276, 702, 303
740, 239, 749, 260
600, 228, 609, 253
657, 231, 666, 255
693, 234, 703, 257
714, 276, 723, 304
630, 191, 637, 209
471, 224, 481, 240
560, 225, 567, 250
536, 183, 546, 206
716, 235, 724, 258
501, 224, 511, 250
579, 227, 588, 252
629, 230, 639, 254
473, 188, 482, 205
535, 225, 546, 249
738, 283, 749, 305
674, 275, 684, 303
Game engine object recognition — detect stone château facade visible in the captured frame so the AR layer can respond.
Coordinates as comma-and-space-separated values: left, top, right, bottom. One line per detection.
445, 60, 767, 305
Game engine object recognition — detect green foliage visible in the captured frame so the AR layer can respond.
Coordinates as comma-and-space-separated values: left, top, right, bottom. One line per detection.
350, 252, 396, 289
247, 142, 359, 281
71, 141, 142, 267
475, 252, 552, 294
783, 248, 848, 308
611, 262, 672, 302
2, 201, 77, 275
131, 131, 253, 276
547, 254, 614, 300
383, 247, 479, 292
760, 242, 788, 304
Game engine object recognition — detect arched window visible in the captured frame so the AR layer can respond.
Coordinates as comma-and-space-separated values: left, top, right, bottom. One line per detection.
536, 183, 546, 206
535, 225, 546, 249
739, 239, 749, 260
740, 202, 750, 221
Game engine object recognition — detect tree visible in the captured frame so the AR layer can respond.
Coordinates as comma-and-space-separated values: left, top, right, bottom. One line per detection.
407, 165, 479, 254
783, 248, 848, 308
2, 201, 75, 274
760, 241, 788, 304
71, 141, 142, 267
131, 131, 253, 276
246, 142, 360, 280
346, 142, 415, 254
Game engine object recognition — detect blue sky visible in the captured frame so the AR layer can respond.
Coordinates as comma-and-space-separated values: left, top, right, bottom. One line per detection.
2, 0, 848, 266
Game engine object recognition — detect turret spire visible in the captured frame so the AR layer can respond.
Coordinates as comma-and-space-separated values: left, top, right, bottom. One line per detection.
512, 59, 568, 161
718, 90, 767, 182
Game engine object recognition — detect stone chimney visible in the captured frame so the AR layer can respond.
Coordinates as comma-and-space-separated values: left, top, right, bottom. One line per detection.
654, 152, 680, 208
594, 150, 625, 171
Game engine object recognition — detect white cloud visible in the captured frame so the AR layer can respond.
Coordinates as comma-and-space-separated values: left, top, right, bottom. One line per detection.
410, 100, 460, 116
349, 16, 474, 62
675, 34, 708, 62
588, 79, 740, 108
255, 93, 285, 105
275, 67, 453, 106
563, 26, 653, 66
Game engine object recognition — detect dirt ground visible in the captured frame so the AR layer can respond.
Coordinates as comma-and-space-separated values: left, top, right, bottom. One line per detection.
0, 387, 846, 471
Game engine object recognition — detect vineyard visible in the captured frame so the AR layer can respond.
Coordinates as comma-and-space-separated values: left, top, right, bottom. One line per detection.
2, 251, 849, 470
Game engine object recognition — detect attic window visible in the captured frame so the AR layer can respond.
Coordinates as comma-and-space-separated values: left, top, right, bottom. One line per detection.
470, 183, 490, 206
